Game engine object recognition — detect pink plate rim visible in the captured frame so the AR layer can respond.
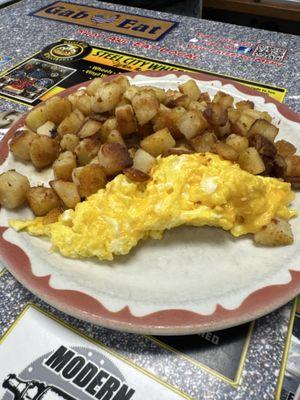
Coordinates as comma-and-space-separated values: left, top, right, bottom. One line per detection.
1, 70, 300, 335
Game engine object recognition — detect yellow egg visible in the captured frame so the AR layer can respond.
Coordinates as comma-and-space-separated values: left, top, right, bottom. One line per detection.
9, 154, 295, 260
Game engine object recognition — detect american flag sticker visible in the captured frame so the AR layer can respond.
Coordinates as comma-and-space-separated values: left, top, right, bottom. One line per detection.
91, 14, 119, 24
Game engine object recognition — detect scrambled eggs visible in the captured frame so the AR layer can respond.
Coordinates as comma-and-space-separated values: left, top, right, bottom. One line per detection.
10, 154, 295, 260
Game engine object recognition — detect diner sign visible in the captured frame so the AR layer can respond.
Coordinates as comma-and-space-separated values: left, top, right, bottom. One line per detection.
30, 1, 177, 41
0, 305, 187, 400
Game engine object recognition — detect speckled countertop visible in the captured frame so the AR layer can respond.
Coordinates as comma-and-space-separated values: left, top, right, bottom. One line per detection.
0, 1, 299, 399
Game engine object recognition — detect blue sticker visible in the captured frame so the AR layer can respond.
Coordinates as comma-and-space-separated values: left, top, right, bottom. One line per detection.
0, 56, 12, 66
237, 46, 253, 55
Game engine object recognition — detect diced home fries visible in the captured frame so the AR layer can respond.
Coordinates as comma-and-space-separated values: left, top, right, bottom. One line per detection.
2, 76, 300, 246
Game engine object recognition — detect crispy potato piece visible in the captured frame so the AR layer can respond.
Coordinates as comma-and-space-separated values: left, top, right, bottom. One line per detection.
112, 75, 130, 93
249, 134, 277, 158
152, 107, 185, 139
53, 151, 77, 181
107, 130, 125, 145
74, 137, 101, 166
140, 128, 176, 157
132, 91, 159, 125
235, 101, 254, 111
50, 180, 80, 209
225, 134, 249, 153
133, 148, 156, 173
57, 109, 85, 137
60, 134, 79, 152
0, 170, 30, 209
72, 164, 107, 197
188, 100, 207, 113
243, 109, 271, 122
136, 122, 154, 138
248, 119, 279, 142
100, 117, 117, 141
115, 104, 137, 136
78, 119, 102, 139
26, 187, 61, 216
203, 103, 228, 127
190, 131, 218, 153
42, 207, 63, 225
91, 82, 123, 113
228, 108, 241, 124
286, 155, 300, 177
215, 120, 231, 138
25, 104, 49, 132
37, 121, 56, 137
124, 168, 150, 182
139, 86, 166, 103
162, 147, 193, 157
29, 136, 59, 169
271, 155, 286, 178
238, 147, 265, 175
176, 111, 208, 140
213, 92, 234, 110
215, 142, 238, 161
165, 94, 191, 109
275, 140, 297, 158
232, 113, 256, 137
68, 91, 92, 116
10, 130, 37, 161
86, 78, 103, 96
123, 85, 140, 102
179, 79, 200, 101
254, 218, 293, 246
98, 143, 133, 176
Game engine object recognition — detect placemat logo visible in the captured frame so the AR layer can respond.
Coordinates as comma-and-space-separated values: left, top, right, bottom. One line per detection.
30, 1, 177, 41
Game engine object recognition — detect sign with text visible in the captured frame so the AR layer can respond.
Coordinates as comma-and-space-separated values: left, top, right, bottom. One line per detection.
0, 305, 187, 400
31, 1, 177, 41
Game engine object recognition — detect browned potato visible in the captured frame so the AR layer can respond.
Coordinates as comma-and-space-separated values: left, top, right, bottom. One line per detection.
275, 140, 296, 158
162, 148, 193, 157
0, 170, 30, 209
139, 85, 166, 103
25, 104, 49, 132
254, 218, 293, 246
213, 92, 234, 110
124, 168, 150, 182
10, 130, 37, 161
131, 91, 159, 125
42, 207, 63, 225
225, 134, 249, 153
26, 187, 61, 216
248, 119, 279, 142
86, 78, 104, 96
37, 121, 56, 137
228, 108, 241, 124
165, 94, 191, 109
60, 134, 79, 152
232, 113, 256, 137
91, 82, 123, 113
115, 104, 137, 136
53, 151, 77, 181
50, 180, 80, 209
123, 85, 140, 102
107, 130, 125, 145
215, 142, 238, 161
57, 109, 85, 137
111, 75, 130, 93
98, 143, 133, 176
249, 134, 277, 158
238, 147, 265, 174
179, 79, 201, 101
215, 120, 231, 138
140, 128, 176, 157
100, 117, 117, 141
188, 100, 207, 113
78, 119, 102, 139
285, 155, 300, 177
74, 137, 101, 166
133, 148, 156, 173
29, 136, 59, 169
68, 92, 92, 116
190, 131, 218, 153
176, 111, 208, 140
152, 107, 185, 139
72, 164, 107, 197
235, 100, 254, 111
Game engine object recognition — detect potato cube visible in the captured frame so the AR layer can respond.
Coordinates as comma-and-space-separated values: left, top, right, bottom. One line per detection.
131, 91, 159, 125
248, 119, 279, 142
25, 104, 49, 132
140, 128, 176, 157
115, 104, 137, 136
285, 155, 300, 177
42, 207, 63, 225
53, 151, 77, 181
254, 218, 293, 246
91, 82, 123, 113
139, 86, 166, 103
57, 109, 85, 137
165, 94, 191, 109
213, 92, 234, 109
188, 100, 207, 113
203, 103, 227, 127
228, 108, 241, 124
107, 130, 125, 145
78, 119, 102, 139
74, 137, 101, 166
235, 101, 254, 111
176, 111, 208, 140
29, 136, 59, 169
0, 170, 30, 209
133, 148, 156, 173
26, 187, 61, 216
190, 131, 217, 153
37, 121, 56, 137
98, 143, 133, 176
100, 118, 117, 141
226, 134, 249, 153
50, 180, 80, 209
238, 147, 265, 174
86, 78, 103, 96
123, 85, 139, 102
124, 168, 150, 182
152, 107, 185, 139
72, 164, 107, 198
60, 134, 79, 152
43, 96, 72, 125
215, 142, 238, 161
10, 130, 37, 161
232, 113, 256, 137
68, 92, 92, 116
275, 140, 296, 158
179, 79, 201, 101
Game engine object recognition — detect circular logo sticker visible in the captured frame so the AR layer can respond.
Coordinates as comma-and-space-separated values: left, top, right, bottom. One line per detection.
41, 40, 92, 62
